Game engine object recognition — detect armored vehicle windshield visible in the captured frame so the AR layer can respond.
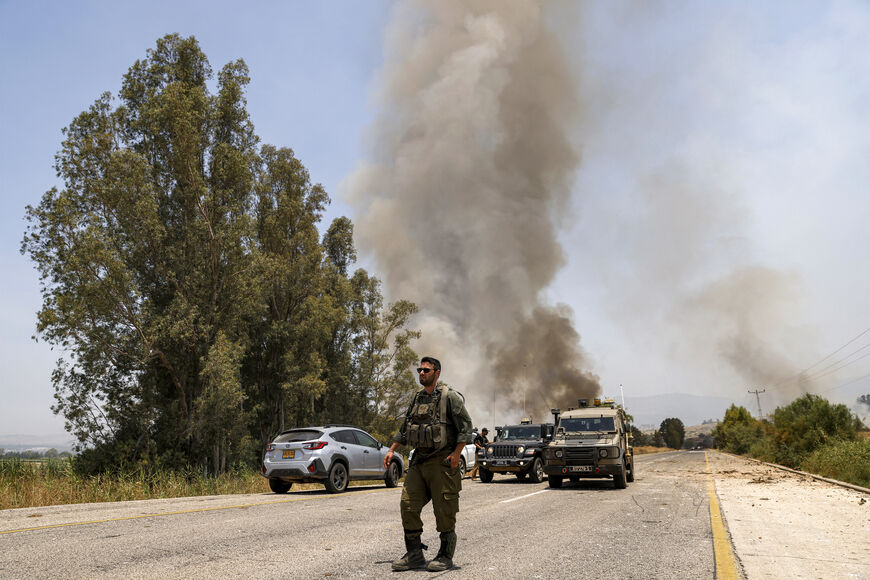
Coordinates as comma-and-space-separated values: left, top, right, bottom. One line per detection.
559, 416, 616, 432
498, 425, 544, 440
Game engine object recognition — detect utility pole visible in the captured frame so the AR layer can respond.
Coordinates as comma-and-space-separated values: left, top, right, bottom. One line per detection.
748, 388, 766, 419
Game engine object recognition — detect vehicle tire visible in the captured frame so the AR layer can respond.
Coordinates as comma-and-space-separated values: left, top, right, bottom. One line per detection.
528, 457, 544, 483
458, 457, 467, 479
325, 461, 348, 493
626, 455, 635, 483
385, 460, 400, 488
548, 475, 563, 488
614, 463, 627, 489
269, 479, 292, 494
479, 468, 494, 483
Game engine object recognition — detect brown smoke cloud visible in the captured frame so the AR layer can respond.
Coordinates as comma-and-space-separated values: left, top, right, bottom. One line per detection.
346, 0, 598, 424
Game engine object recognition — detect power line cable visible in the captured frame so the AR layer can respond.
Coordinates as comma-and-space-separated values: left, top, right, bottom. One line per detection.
772, 324, 870, 388
825, 370, 870, 393
803, 341, 870, 382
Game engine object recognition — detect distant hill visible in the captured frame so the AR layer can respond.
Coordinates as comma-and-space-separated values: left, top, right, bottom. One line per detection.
623, 393, 735, 429
0, 434, 75, 452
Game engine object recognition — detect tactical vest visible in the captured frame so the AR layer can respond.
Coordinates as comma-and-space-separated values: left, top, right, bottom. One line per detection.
406, 384, 457, 451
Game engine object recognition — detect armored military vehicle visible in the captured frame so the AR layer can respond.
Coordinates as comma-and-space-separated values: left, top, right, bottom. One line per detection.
476, 419, 554, 483
543, 398, 634, 489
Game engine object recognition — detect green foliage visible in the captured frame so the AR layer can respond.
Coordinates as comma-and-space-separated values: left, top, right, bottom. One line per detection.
712, 405, 764, 454
800, 439, 870, 489
21, 34, 420, 475
658, 417, 685, 449
771, 394, 861, 456
713, 397, 866, 473
630, 425, 650, 446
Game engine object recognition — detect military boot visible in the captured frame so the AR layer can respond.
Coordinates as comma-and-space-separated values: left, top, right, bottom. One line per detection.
392, 529, 428, 571
426, 530, 457, 571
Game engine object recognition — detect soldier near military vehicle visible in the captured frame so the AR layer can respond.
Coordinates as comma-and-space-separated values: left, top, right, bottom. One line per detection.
383, 356, 473, 572
475, 419, 553, 483
542, 398, 634, 489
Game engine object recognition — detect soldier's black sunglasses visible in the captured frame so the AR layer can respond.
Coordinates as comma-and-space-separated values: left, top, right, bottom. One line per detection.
416, 367, 435, 374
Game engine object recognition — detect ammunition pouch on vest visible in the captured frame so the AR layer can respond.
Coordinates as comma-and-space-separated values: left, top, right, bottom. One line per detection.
406, 385, 453, 451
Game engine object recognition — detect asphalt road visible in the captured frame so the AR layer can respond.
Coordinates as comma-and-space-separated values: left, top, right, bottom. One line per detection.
1, 452, 718, 579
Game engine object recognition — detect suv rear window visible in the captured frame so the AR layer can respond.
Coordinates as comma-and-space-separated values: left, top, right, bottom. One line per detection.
274, 429, 323, 443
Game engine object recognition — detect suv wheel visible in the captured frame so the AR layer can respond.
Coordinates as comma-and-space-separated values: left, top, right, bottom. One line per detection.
626, 455, 635, 482
614, 462, 627, 489
269, 479, 292, 494
528, 457, 544, 483
325, 461, 349, 493
385, 460, 400, 488
479, 467, 494, 483
548, 475, 563, 489
458, 457, 467, 478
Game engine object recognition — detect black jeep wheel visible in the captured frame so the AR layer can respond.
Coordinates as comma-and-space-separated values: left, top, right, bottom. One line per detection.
385, 460, 400, 488
528, 457, 544, 483
548, 475, 563, 488
479, 468, 494, 483
325, 461, 348, 493
626, 454, 635, 482
269, 479, 292, 494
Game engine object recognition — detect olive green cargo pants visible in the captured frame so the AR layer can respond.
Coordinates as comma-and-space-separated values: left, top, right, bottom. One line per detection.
400, 451, 462, 532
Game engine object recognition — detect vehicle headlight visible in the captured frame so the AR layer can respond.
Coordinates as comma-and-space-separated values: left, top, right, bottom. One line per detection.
486, 447, 494, 456
598, 448, 608, 458
555, 449, 563, 458
516, 446, 525, 456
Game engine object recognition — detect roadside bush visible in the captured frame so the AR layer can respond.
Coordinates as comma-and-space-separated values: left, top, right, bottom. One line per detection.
800, 439, 870, 489
772, 394, 862, 456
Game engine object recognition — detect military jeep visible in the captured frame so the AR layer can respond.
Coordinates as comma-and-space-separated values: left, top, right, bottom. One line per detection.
543, 398, 634, 489
476, 419, 554, 483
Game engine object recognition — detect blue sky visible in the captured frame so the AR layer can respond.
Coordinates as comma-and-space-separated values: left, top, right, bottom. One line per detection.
3, 1, 870, 438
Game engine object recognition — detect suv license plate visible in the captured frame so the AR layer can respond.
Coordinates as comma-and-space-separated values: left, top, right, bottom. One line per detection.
570, 465, 592, 472
282, 450, 295, 459
496, 461, 507, 466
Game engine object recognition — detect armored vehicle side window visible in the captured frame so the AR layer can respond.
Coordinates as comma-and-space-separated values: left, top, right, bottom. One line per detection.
560, 417, 616, 432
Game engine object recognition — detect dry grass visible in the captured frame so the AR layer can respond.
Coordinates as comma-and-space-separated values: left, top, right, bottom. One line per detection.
0, 459, 401, 510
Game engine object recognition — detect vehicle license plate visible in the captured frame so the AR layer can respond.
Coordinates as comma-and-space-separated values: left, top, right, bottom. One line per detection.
496, 460, 507, 466
282, 450, 295, 459
570, 465, 592, 472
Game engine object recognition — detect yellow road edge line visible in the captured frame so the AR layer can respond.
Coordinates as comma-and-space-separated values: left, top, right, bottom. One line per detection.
0, 486, 394, 535
705, 451, 740, 580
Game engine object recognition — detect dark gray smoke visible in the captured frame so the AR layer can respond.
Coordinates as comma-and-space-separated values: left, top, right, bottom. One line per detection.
346, 0, 598, 423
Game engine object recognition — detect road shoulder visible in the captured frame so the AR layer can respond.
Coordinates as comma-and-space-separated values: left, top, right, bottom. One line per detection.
707, 451, 869, 580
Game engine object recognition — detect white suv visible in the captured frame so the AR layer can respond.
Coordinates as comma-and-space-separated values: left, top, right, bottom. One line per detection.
262, 425, 405, 494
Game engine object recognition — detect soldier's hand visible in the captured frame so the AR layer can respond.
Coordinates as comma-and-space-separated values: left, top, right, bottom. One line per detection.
447, 452, 460, 469
384, 450, 393, 470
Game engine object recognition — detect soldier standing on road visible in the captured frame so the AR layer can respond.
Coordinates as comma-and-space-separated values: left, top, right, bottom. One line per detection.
383, 356, 473, 572
469, 428, 489, 480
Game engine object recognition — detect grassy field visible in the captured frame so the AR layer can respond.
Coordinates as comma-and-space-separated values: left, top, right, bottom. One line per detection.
0, 459, 401, 510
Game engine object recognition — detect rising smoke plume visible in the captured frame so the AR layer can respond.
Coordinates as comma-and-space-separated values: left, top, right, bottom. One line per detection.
346, 0, 598, 424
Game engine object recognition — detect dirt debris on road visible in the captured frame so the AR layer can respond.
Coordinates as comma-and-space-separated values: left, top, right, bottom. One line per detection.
707, 451, 869, 580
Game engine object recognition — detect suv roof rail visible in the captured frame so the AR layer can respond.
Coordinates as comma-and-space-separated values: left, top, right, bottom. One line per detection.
322, 423, 361, 429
